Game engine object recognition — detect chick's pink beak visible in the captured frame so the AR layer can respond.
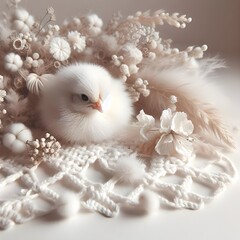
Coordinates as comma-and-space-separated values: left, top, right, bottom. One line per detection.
91, 99, 103, 112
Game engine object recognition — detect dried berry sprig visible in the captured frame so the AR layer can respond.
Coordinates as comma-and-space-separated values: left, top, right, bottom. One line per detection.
26, 133, 61, 165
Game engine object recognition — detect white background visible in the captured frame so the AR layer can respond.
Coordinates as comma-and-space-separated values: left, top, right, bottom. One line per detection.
1, 0, 240, 239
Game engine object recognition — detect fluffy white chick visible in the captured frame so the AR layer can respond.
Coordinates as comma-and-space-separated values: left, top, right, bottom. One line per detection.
40, 62, 133, 143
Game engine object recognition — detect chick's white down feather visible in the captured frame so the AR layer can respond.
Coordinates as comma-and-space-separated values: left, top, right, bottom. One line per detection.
40, 63, 133, 143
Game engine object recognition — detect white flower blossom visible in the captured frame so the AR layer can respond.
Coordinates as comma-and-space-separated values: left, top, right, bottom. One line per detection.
12, 8, 34, 33
68, 31, 86, 53
155, 109, 194, 158
82, 14, 103, 36
5, 53, 23, 72
120, 44, 143, 65
136, 110, 155, 140
49, 37, 71, 61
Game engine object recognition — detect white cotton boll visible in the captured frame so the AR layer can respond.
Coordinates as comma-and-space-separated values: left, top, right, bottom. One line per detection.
114, 155, 145, 183
14, 8, 29, 21
82, 14, 103, 36
2, 133, 16, 147
3, 123, 33, 154
10, 139, 27, 153
138, 189, 159, 214
17, 129, 33, 142
12, 8, 34, 33
5, 53, 23, 72
56, 192, 80, 218
8, 122, 26, 135
7, 123, 25, 135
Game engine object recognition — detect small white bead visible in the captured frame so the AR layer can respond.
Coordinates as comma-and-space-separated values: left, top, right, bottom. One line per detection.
201, 45, 208, 51
26, 57, 33, 64
32, 60, 39, 68
32, 53, 39, 60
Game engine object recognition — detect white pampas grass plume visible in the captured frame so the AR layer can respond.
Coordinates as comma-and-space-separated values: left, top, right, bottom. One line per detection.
138, 189, 159, 214
114, 155, 145, 183
56, 192, 80, 218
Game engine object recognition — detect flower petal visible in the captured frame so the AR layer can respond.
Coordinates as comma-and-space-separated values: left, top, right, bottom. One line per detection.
159, 108, 172, 133
155, 133, 175, 156
136, 110, 155, 140
172, 112, 194, 136
174, 135, 193, 157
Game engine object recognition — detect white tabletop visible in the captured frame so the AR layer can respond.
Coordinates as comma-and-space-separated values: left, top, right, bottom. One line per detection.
1, 64, 240, 240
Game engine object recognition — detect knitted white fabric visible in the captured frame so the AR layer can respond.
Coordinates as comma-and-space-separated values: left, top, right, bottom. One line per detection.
0, 140, 237, 230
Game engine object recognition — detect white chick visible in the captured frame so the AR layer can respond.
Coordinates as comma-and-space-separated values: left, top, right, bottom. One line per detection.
40, 62, 133, 144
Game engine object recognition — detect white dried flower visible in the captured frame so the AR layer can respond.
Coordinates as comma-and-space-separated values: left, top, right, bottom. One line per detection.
155, 108, 194, 158
159, 109, 194, 136
3, 123, 33, 153
27, 133, 61, 165
49, 37, 71, 61
83, 14, 103, 36
68, 31, 86, 53
120, 44, 143, 65
12, 8, 34, 33
136, 110, 155, 140
132, 78, 150, 97
47, 7, 55, 15
5, 53, 23, 72
26, 73, 54, 95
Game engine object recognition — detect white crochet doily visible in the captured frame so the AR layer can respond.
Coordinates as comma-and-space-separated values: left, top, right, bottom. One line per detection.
0, 140, 237, 230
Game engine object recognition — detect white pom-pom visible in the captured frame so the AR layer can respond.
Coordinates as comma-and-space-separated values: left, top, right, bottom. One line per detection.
114, 155, 145, 183
138, 189, 159, 214
3, 123, 33, 153
56, 192, 80, 218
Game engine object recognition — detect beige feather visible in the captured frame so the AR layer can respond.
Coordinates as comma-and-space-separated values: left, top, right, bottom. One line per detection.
135, 58, 235, 150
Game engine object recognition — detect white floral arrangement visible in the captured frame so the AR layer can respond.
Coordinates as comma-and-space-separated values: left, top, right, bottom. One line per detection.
0, 0, 237, 230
